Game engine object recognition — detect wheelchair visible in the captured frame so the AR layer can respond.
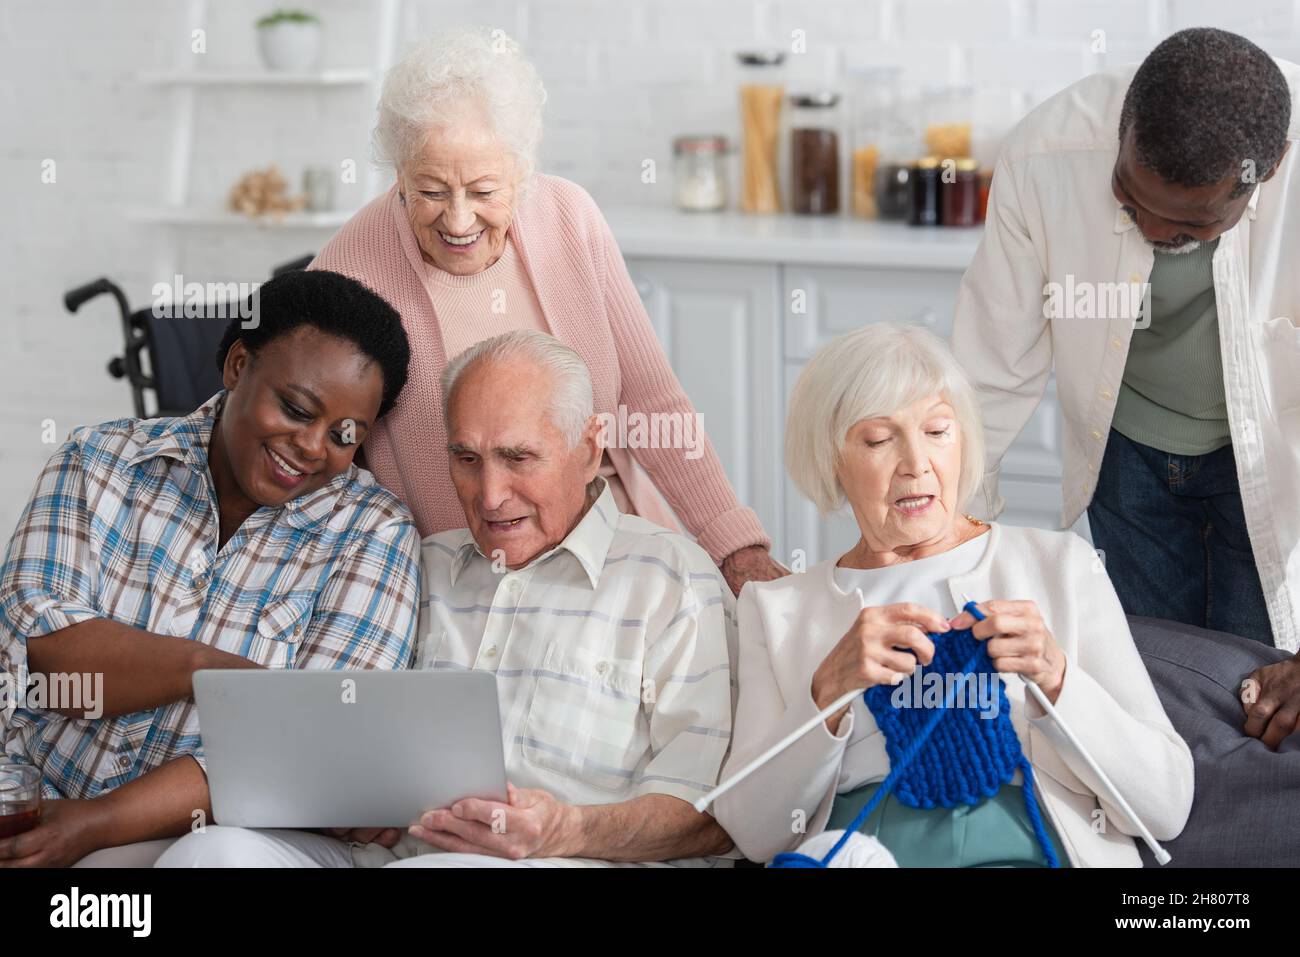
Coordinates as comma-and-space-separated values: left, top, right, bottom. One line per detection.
62, 253, 316, 419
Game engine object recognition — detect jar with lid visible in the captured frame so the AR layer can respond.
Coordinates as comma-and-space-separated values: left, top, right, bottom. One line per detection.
909, 155, 942, 226
735, 51, 787, 213
845, 65, 902, 218
673, 136, 728, 212
789, 92, 842, 215
940, 157, 980, 227
873, 88, 922, 221
922, 84, 974, 160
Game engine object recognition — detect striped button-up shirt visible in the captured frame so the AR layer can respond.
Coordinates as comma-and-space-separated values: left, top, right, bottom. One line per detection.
417, 480, 735, 813
0, 392, 421, 799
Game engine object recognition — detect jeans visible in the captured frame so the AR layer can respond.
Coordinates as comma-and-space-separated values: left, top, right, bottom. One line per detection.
1086, 428, 1274, 646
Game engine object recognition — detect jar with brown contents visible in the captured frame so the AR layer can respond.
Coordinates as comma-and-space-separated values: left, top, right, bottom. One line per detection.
941, 157, 980, 227
789, 92, 842, 215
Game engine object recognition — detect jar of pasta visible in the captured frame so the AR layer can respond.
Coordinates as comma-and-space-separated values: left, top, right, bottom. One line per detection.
846, 65, 902, 218
735, 51, 787, 214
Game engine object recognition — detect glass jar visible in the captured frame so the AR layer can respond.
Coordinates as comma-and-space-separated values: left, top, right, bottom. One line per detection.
789, 92, 842, 215
941, 157, 980, 227
875, 163, 911, 220
979, 168, 993, 222
673, 135, 728, 212
846, 66, 902, 218
909, 155, 942, 226
922, 84, 974, 160
735, 51, 786, 213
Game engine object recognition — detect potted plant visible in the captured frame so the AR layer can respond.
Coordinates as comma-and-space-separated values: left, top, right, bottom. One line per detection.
256, 9, 322, 72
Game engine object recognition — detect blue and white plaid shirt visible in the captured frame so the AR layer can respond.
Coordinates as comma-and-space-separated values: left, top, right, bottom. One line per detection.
0, 392, 420, 799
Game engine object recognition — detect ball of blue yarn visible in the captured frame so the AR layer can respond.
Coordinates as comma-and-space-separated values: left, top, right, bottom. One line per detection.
770, 601, 1060, 869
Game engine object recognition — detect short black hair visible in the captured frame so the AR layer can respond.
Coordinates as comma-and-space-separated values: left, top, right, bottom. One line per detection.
1119, 27, 1291, 197
216, 269, 410, 417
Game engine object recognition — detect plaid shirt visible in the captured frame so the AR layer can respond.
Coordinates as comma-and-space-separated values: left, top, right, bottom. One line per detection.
0, 392, 420, 799
417, 480, 735, 809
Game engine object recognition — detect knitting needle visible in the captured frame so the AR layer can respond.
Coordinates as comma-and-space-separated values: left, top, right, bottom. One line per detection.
959, 594, 1172, 865
693, 685, 861, 814
694, 589, 872, 814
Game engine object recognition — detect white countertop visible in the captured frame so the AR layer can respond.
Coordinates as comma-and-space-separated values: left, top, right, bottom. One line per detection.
602, 205, 983, 270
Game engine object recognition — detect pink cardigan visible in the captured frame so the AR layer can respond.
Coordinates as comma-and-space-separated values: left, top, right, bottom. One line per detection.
309, 174, 770, 562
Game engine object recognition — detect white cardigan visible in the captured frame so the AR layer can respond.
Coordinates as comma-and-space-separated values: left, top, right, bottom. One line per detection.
713, 523, 1195, 867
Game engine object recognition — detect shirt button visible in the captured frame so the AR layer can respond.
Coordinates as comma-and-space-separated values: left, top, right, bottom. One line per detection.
595, 661, 609, 676
1128, 272, 1142, 283
484, 645, 498, 658
1111, 338, 1123, 349
1100, 389, 1113, 400
507, 579, 522, 596
1092, 430, 1103, 440
118, 755, 132, 769
293, 624, 303, 638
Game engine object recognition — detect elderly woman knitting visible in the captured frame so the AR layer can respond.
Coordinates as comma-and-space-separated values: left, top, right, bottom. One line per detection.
713, 324, 1194, 867
310, 26, 780, 594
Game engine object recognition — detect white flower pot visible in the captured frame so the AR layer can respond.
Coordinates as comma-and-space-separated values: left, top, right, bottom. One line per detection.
257, 21, 321, 72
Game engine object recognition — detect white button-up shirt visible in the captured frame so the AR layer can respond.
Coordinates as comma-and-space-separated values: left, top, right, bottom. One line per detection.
952, 61, 1300, 651
416, 480, 735, 810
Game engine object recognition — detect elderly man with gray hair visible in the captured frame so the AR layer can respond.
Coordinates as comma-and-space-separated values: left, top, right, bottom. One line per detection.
362, 330, 737, 867
157, 330, 737, 868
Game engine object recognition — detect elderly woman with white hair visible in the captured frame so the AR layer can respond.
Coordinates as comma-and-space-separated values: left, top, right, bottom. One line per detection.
309, 26, 780, 594
712, 323, 1194, 867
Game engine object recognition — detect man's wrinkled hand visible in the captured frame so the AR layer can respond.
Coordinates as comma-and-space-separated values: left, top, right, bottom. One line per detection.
408, 784, 579, 861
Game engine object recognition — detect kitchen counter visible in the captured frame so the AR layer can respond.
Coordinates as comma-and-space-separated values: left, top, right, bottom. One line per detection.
602, 204, 984, 270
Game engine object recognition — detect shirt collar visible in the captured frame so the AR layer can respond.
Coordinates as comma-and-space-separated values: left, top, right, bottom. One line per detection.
125, 389, 357, 531
449, 477, 619, 589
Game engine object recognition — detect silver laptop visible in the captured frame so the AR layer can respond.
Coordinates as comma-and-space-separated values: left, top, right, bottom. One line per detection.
194, 670, 508, 828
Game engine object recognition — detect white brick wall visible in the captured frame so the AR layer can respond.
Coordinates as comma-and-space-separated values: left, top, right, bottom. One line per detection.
4, 0, 1300, 534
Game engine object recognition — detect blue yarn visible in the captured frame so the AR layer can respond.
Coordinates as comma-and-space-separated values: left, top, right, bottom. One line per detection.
771, 601, 1060, 869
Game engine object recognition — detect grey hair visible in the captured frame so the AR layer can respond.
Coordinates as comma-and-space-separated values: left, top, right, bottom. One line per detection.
784, 323, 986, 515
373, 25, 547, 194
442, 330, 594, 447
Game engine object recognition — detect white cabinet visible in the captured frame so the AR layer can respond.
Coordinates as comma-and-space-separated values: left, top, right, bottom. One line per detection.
626, 259, 784, 545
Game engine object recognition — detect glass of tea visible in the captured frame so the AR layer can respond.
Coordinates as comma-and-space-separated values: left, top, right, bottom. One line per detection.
0, 763, 42, 838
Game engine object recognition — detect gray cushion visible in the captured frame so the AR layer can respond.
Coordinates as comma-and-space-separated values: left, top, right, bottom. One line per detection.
1129, 616, 1300, 867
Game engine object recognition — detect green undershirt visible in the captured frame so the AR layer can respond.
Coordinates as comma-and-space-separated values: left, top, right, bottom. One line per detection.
1110, 237, 1231, 456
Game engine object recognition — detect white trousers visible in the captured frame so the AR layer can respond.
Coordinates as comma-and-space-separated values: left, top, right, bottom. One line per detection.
74, 838, 179, 868
154, 826, 354, 867
152, 826, 681, 867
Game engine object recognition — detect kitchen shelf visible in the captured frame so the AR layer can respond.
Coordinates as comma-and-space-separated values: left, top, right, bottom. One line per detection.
604, 205, 985, 270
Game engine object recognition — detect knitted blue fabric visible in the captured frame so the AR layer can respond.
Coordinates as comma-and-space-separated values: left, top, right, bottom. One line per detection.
771, 601, 1059, 868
